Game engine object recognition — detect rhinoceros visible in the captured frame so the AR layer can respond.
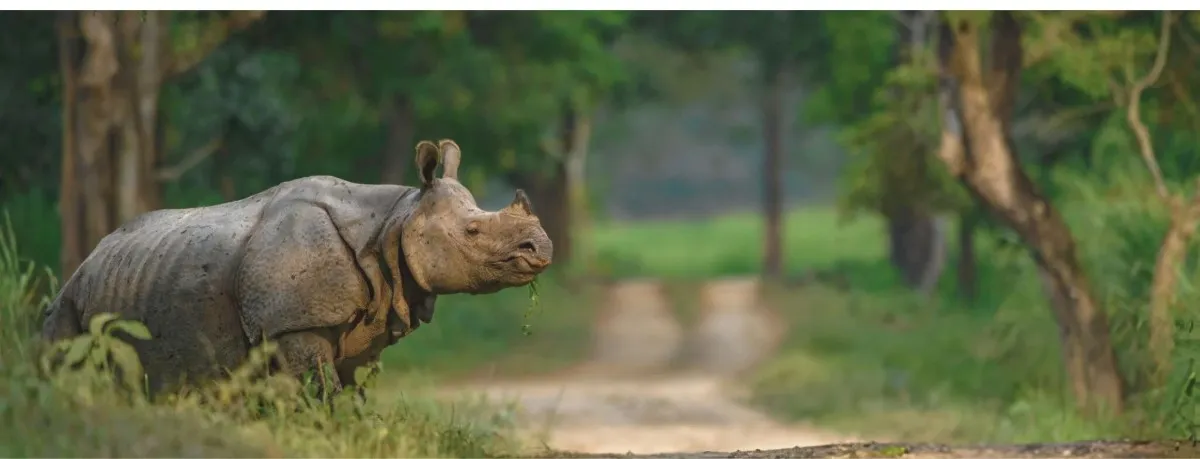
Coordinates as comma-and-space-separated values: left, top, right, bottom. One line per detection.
41, 139, 553, 393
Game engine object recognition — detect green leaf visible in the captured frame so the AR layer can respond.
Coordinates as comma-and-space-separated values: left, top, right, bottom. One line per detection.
61, 337, 93, 368
88, 313, 119, 337
109, 341, 146, 393
109, 320, 153, 340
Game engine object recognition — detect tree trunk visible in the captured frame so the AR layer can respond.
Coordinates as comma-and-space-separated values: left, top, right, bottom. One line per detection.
57, 12, 84, 278
563, 107, 593, 273
132, 11, 164, 213
1120, 12, 1198, 385
885, 207, 947, 295
380, 95, 414, 185
57, 11, 264, 277
1148, 200, 1200, 383
936, 13, 1124, 415
761, 64, 786, 280
885, 11, 948, 295
59, 11, 166, 277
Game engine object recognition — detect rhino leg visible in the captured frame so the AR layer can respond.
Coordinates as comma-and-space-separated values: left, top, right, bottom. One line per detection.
275, 329, 342, 398
335, 355, 381, 404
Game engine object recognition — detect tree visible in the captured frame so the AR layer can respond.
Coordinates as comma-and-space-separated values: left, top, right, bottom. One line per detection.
1065, 11, 1200, 384
934, 11, 1125, 414
634, 12, 824, 280
821, 11, 963, 297
468, 11, 629, 270
57, 11, 264, 277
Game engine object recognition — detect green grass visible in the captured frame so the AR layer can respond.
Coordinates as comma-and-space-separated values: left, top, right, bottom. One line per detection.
593, 206, 885, 279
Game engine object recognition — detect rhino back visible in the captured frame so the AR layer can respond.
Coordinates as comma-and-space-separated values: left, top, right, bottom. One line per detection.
60, 190, 275, 390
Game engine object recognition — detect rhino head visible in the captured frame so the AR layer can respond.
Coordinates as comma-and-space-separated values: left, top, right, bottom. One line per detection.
402, 139, 554, 294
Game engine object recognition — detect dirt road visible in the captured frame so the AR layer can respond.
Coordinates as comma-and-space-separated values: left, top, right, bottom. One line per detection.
442, 277, 844, 455
447, 370, 853, 455
440, 278, 1197, 458
445, 371, 1200, 459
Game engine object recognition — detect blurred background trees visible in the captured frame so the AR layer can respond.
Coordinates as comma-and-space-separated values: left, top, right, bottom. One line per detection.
6, 9, 1200, 436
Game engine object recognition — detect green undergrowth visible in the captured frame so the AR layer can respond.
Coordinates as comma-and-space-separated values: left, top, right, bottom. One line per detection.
0, 219, 526, 458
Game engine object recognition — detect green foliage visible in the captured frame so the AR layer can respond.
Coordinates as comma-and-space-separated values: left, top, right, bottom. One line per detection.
41, 313, 153, 398
522, 278, 542, 337
835, 57, 969, 220
1032, 13, 1159, 99
0, 13, 59, 196
1053, 169, 1200, 434
803, 11, 896, 125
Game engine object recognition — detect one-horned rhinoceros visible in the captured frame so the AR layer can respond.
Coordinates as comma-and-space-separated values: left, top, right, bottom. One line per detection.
41, 139, 553, 393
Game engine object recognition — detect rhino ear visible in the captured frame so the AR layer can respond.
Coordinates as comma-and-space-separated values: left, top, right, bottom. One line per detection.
438, 139, 461, 181
414, 140, 439, 187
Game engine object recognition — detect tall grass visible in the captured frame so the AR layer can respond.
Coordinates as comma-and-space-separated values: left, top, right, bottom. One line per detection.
0, 215, 526, 457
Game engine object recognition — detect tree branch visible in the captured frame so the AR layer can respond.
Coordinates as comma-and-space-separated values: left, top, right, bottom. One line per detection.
162, 11, 266, 79
1012, 102, 1113, 144
987, 12, 1023, 126
155, 136, 223, 182
935, 19, 967, 177
1126, 11, 1173, 202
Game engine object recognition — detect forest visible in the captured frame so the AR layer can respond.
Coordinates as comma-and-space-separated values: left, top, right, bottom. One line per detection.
4, 10, 1200, 457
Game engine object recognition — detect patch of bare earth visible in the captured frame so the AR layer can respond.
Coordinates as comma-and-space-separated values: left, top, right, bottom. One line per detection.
447, 372, 853, 456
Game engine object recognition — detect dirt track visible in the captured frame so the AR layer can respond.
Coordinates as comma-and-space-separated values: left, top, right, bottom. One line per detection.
443, 277, 838, 455
448, 370, 853, 455
446, 368, 1200, 458
442, 278, 1197, 458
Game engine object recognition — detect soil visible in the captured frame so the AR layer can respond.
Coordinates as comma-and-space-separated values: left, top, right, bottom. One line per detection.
446, 371, 854, 456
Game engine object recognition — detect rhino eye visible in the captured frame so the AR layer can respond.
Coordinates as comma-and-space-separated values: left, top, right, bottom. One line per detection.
465, 224, 480, 236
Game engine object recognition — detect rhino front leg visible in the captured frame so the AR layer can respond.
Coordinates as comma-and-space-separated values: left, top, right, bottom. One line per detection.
275, 330, 342, 400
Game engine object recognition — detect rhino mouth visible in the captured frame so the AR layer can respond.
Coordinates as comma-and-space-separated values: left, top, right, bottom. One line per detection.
494, 253, 550, 275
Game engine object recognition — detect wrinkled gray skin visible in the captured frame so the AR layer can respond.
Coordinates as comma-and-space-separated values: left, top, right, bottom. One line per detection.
41, 139, 553, 394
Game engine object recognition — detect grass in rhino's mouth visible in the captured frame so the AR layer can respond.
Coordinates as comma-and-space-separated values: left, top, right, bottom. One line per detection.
522, 277, 541, 336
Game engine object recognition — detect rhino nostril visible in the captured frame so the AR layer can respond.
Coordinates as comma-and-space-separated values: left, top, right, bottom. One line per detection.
518, 241, 537, 253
